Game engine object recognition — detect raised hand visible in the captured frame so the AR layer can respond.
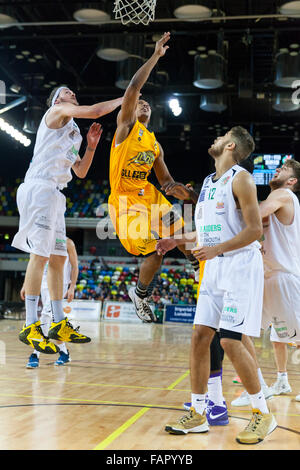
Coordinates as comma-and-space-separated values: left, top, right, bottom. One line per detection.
154, 32, 171, 58
87, 122, 103, 150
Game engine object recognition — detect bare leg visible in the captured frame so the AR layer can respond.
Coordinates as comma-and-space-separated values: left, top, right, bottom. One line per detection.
138, 252, 163, 286
241, 334, 269, 390
47, 254, 67, 323
242, 335, 260, 369
47, 254, 67, 300
221, 338, 261, 395
23, 254, 48, 326
24, 254, 48, 296
190, 325, 216, 394
272, 341, 288, 372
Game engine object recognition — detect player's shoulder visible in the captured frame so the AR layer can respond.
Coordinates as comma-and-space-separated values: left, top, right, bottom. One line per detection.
268, 187, 294, 202
232, 167, 256, 192
233, 166, 254, 182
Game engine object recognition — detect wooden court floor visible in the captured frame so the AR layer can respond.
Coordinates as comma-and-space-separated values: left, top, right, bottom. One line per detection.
0, 319, 299, 451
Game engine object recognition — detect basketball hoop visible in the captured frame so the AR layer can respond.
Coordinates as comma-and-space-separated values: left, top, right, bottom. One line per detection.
113, 0, 157, 26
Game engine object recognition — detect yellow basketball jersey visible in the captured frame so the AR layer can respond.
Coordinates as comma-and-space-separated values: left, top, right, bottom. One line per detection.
109, 120, 160, 194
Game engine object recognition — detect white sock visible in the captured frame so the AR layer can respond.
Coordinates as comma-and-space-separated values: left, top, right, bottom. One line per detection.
257, 368, 267, 387
59, 343, 68, 354
40, 313, 51, 337
249, 389, 269, 414
50, 300, 65, 323
207, 373, 224, 406
33, 350, 40, 358
277, 371, 288, 381
25, 295, 40, 326
191, 393, 206, 415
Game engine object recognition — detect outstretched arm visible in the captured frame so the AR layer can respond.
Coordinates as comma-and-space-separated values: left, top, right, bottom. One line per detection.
115, 32, 170, 144
162, 182, 199, 204
259, 189, 291, 218
50, 97, 123, 122
156, 231, 198, 256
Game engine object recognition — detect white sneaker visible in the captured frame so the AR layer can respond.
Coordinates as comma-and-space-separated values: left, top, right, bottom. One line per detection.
231, 384, 273, 407
128, 287, 156, 323
269, 378, 292, 396
295, 394, 300, 402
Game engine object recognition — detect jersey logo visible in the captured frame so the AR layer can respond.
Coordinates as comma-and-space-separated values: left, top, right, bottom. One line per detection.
127, 151, 155, 167
221, 175, 230, 186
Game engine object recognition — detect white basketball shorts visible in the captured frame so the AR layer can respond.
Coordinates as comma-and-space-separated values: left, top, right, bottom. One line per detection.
194, 248, 264, 337
12, 179, 67, 258
262, 271, 300, 343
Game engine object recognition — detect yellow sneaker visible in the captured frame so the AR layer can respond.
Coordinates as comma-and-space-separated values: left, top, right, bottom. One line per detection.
48, 318, 91, 343
236, 409, 277, 444
165, 407, 209, 435
19, 321, 59, 354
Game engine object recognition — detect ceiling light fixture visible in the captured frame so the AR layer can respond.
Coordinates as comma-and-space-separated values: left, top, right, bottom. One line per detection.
193, 52, 226, 89
0, 117, 31, 146
274, 48, 300, 87
169, 98, 182, 116
73, 8, 110, 23
200, 94, 227, 112
173, 1, 212, 20
0, 13, 17, 29
279, 1, 300, 17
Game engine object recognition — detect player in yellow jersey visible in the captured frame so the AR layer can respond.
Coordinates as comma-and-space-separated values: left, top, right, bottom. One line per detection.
108, 32, 199, 322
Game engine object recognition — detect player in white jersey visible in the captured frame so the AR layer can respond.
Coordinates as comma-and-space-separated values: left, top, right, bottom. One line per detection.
22, 238, 79, 368
157, 126, 277, 444
259, 160, 300, 399
13, 86, 123, 354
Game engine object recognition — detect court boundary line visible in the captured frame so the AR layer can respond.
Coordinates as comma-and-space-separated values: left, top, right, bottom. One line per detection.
93, 370, 190, 450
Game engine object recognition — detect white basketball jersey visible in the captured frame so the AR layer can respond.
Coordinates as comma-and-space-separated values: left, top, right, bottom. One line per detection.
41, 253, 71, 289
25, 109, 82, 189
263, 189, 300, 277
195, 165, 260, 255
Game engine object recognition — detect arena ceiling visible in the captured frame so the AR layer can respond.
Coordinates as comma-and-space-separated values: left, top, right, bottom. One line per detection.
0, 0, 299, 181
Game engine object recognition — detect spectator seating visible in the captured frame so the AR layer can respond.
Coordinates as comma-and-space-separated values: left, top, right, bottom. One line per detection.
75, 261, 198, 306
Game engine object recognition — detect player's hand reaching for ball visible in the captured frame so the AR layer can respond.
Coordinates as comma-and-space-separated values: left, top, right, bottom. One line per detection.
87, 122, 103, 150
154, 32, 170, 58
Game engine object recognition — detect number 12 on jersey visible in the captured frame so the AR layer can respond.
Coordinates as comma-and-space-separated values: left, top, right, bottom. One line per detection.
208, 188, 216, 200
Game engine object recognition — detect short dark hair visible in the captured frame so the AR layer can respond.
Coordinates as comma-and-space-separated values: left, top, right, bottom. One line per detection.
285, 159, 300, 193
230, 126, 255, 162
46, 85, 68, 108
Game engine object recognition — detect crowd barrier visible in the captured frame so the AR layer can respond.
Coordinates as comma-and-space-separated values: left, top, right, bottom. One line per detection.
64, 300, 196, 324
1, 299, 196, 325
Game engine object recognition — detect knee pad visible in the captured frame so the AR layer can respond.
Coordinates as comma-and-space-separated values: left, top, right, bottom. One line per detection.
219, 328, 242, 341
210, 332, 224, 372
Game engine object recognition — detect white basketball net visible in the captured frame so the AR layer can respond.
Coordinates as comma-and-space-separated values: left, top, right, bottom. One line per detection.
113, 0, 157, 25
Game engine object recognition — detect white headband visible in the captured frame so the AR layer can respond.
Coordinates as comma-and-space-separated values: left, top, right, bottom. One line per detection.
51, 86, 68, 106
